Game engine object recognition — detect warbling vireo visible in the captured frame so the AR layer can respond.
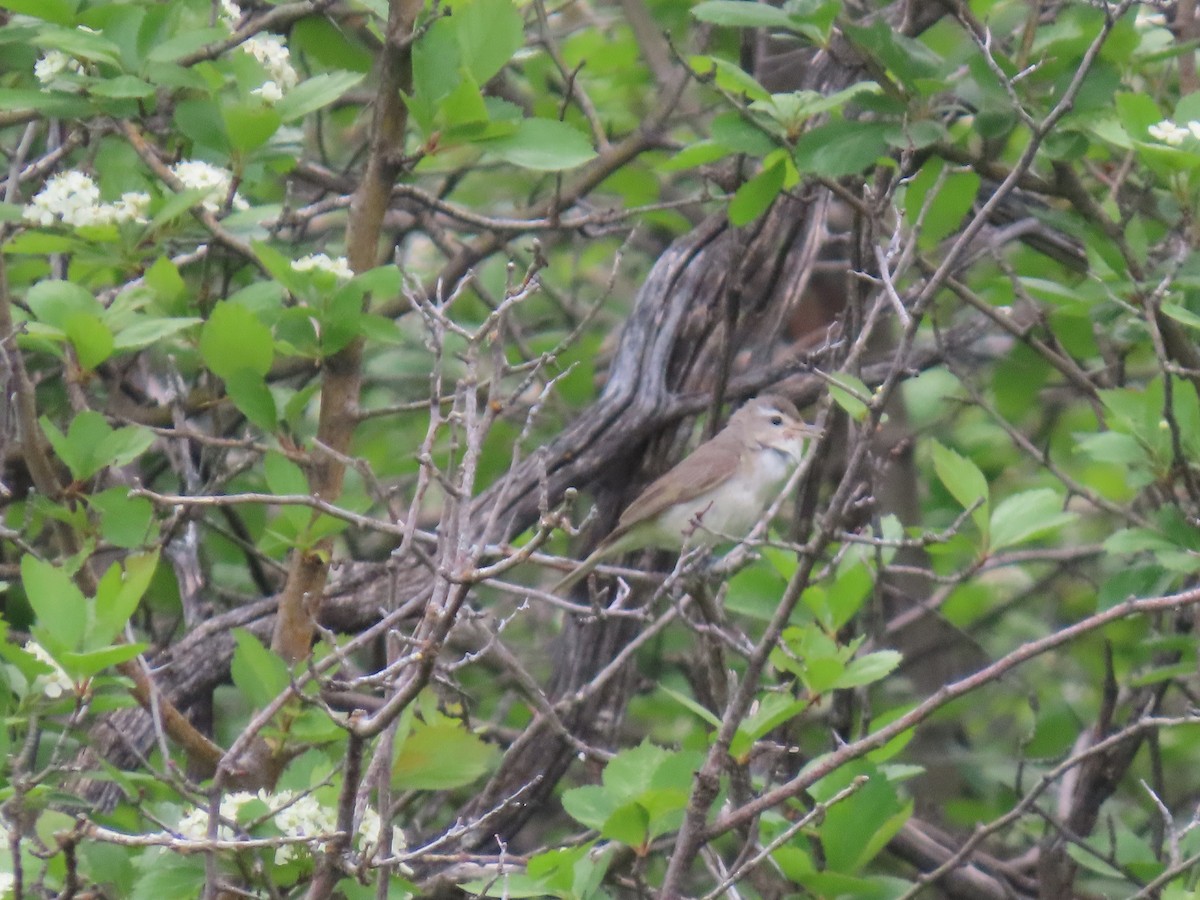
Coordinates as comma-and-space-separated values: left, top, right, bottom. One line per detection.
554, 395, 820, 592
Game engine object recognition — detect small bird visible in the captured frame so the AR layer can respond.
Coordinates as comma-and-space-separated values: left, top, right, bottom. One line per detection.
553, 395, 821, 592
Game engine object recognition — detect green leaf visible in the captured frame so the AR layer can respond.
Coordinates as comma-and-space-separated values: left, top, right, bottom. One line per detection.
145, 26, 227, 64
454, 0, 524, 84
692, 0, 796, 29
392, 718, 499, 790
112, 316, 202, 351
711, 111, 778, 154
145, 188, 218, 232
60, 311, 114, 370
251, 240, 308, 295
222, 101, 281, 153
689, 55, 771, 101
0, 0, 75, 24
35, 24, 122, 64
173, 98, 229, 153
438, 71, 489, 127
408, 17, 460, 134
41, 410, 132, 480
98, 423, 156, 469
230, 629, 290, 708
600, 802, 650, 846
93, 552, 158, 644
89, 75, 155, 99
131, 851, 206, 900
1161, 303, 1200, 331
199, 301, 274, 380
729, 155, 786, 225
5, 231, 85, 255
0, 88, 91, 117
603, 741, 670, 796
1115, 91, 1163, 142
794, 119, 889, 177
904, 159, 981, 250
731, 693, 810, 759
750, 83, 882, 132
143, 255, 187, 304
659, 140, 730, 172
60, 643, 147, 681
274, 71, 365, 123
782, 0, 841, 44
656, 685, 722, 728
88, 487, 156, 549
27, 279, 101, 329
989, 488, 1076, 551
478, 118, 597, 171
930, 440, 989, 537
828, 372, 871, 420
842, 19, 944, 87
320, 283, 366, 356
1074, 431, 1148, 466
833, 650, 903, 689
225, 369, 278, 432
561, 784, 614, 832
263, 451, 309, 496
39, 415, 83, 481
21, 556, 87, 651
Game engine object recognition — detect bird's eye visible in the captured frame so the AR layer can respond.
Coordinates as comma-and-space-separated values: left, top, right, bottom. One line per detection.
769, 414, 784, 426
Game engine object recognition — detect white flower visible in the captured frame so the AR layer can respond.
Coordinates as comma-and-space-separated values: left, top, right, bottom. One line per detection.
272, 791, 338, 864
170, 160, 249, 213
177, 791, 405, 868
251, 80, 284, 104
34, 50, 85, 84
23, 172, 151, 229
176, 790, 261, 841
1149, 119, 1189, 146
24, 170, 100, 227
0, 871, 14, 898
292, 253, 353, 280
358, 807, 412, 872
110, 191, 151, 223
24, 641, 73, 699
242, 35, 298, 92
219, 0, 243, 27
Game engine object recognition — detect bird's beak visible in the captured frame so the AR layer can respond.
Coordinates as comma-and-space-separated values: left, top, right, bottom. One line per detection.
791, 422, 823, 440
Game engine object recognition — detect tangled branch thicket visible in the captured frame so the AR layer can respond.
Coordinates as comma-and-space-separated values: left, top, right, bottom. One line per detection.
5, 0, 1200, 897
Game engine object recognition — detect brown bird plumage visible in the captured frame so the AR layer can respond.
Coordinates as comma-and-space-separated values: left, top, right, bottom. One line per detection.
553, 395, 819, 592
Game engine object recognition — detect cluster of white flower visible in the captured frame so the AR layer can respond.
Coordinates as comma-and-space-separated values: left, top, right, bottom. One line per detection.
293, 253, 353, 280
1148, 119, 1200, 146
176, 791, 257, 841
272, 792, 335, 864
252, 80, 284, 104
357, 805, 411, 870
170, 159, 249, 213
175, 790, 405, 867
215, 0, 300, 105
33, 26, 98, 85
24, 641, 74, 699
34, 50, 85, 85
0, 870, 13, 898
242, 34, 298, 105
218, 0, 243, 27
23, 171, 150, 229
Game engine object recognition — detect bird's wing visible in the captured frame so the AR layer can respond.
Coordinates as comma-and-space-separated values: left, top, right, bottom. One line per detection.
603, 432, 742, 545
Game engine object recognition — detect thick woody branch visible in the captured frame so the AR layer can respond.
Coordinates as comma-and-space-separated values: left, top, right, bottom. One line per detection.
271, 0, 422, 663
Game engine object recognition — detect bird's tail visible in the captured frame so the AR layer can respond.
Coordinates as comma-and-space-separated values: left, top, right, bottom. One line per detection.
551, 549, 604, 593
